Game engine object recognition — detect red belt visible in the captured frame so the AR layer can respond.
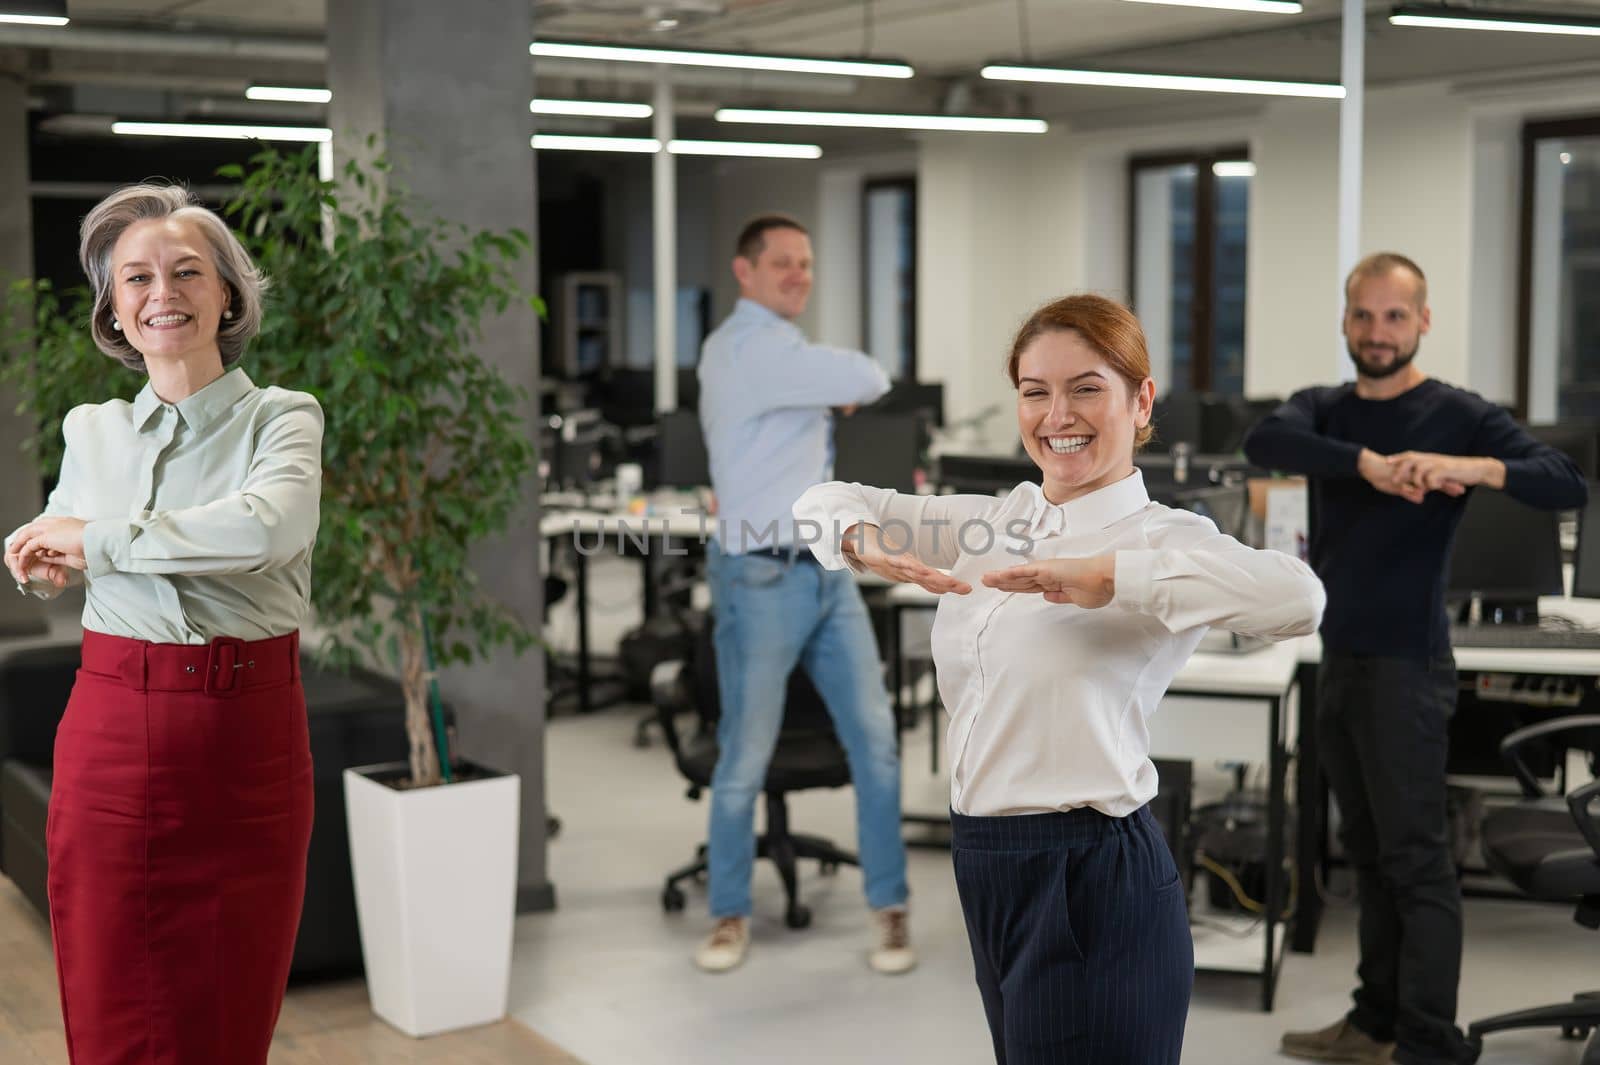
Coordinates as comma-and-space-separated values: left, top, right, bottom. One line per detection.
79, 630, 301, 698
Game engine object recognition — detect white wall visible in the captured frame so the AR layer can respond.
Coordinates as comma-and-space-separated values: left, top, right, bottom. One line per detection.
917, 133, 1084, 452
1362, 83, 1476, 389
1246, 100, 1340, 398
913, 76, 1600, 415
1468, 112, 1522, 406
815, 150, 918, 351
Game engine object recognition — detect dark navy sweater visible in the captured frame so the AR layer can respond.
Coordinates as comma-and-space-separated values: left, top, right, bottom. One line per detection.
1242, 379, 1588, 659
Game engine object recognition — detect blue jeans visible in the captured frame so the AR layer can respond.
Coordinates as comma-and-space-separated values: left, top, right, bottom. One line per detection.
705, 541, 908, 917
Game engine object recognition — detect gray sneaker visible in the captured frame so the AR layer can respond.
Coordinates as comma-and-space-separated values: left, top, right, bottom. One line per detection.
694, 916, 750, 973
1280, 1018, 1394, 1063
868, 908, 916, 974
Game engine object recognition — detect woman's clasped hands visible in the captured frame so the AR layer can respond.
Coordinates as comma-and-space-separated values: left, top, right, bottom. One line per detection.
4, 516, 88, 590
841, 522, 1115, 607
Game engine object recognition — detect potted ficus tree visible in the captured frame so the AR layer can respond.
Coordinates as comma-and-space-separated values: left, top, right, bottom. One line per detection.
224, 146, 540, 1037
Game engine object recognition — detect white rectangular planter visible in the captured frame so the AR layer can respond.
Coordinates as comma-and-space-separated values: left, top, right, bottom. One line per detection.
344, 763, 520, 1037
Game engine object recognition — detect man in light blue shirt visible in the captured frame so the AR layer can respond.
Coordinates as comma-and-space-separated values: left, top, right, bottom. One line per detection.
694, 214, 911, 975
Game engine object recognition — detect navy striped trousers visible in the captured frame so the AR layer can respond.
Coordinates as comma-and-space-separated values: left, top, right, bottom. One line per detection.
951, 805, 1193, 1064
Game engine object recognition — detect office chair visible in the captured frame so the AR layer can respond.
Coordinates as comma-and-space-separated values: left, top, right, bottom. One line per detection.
628, 556, 704, 749
651, 612, 859, 930
1463, 714, 1600, 1064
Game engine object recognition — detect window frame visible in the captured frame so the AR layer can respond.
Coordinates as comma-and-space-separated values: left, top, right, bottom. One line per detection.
861, 175, 918, 381
1516, 114, 1600, 420
1127, 144, 1250, 394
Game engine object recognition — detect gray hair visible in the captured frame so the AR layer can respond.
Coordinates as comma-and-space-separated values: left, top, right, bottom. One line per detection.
79, 182, 267, 371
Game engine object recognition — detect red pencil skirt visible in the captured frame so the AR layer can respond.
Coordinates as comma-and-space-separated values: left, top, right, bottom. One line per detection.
46, 630, 314, 1065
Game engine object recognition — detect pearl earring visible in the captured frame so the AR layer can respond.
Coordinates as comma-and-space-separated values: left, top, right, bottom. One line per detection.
222, 308, 234, 321
112, 318, 121, 332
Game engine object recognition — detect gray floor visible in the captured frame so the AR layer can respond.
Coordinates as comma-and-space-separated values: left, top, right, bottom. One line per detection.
512, 706, 1600, 1065
512, 553, 1599, 1065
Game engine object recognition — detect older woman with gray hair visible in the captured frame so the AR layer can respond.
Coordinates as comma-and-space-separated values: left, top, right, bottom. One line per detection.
3, 183, 322, 1064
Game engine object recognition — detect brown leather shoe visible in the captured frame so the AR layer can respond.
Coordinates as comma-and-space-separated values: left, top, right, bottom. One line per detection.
1280, 1018, 1394, 1063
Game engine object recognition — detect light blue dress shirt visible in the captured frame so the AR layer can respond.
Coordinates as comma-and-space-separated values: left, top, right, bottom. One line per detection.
698, 298, 890, 553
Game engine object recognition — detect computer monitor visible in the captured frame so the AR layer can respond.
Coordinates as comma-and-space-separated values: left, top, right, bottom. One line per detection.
935, 452, 1041, 495
1572, 483, 1600, 599
872, 381, 944, 427
1174, 484, 1251, 542
656, 409, 710, 487
833, 412, 923, 494
1152, 393, 1203, 451
540, 410, 610, 490
590, 369, 702, 431
1205, 396, 1281, 455
1526, 422, 1600, 481
1447, 488, 1564, 624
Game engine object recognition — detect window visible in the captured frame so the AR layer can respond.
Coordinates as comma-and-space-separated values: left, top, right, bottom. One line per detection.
1129, 147, 1251, 397
1519, 117, 1600, 421
862, 177, 917, 380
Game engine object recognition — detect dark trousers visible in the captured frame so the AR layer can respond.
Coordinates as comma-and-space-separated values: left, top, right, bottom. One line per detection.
1319, 653, 1470, 1065
950, 805, 1193, 1065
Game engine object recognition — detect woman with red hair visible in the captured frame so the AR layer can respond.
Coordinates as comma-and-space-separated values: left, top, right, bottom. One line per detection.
796, 293, 1325, 1064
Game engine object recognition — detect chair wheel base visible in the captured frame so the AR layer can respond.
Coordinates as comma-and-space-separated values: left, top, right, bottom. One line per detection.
785, 904, 812, 929
662, 886, 686, 913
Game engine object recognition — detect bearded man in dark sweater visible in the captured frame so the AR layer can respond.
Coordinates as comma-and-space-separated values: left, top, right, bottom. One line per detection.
1245, 252, 1587, 1065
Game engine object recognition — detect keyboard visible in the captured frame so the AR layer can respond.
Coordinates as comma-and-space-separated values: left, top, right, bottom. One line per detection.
1449, 624, 1600, 650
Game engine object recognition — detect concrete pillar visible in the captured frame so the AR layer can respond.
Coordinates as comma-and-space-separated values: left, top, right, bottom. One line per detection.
0, 59, 42, 536
325, 0, 551, 912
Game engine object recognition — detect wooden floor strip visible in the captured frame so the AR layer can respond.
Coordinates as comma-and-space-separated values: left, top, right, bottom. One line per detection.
0, 875, 583, 1065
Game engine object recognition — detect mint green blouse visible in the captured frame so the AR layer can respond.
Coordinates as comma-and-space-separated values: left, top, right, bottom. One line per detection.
7, 368, 323, 644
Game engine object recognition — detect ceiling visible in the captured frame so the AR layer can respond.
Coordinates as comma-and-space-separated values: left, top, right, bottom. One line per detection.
10, 0, 1600, 144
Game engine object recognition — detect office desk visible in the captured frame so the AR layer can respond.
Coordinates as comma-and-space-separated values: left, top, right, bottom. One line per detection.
1291, 595, 1600, 955
541, 502, 710, 711
541, 499, 890, 711
884, 582, 1301, 1010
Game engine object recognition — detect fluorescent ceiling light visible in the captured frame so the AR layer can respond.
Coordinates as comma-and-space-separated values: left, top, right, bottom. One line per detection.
531, 134, 822, 159
982, 64, 1344, 99
1122, 0, 1300, 11
530, 40, 913, 79
1389, 5, 1600, 36
112, 122, 332, 143
1212, 160, 1257, 177
533, 134, 661, 153
668, 139, 822, 159
0, 1, 67, 26
714, 108, 1047, 133
246, 86, 333, 104
532, 98, 653, 118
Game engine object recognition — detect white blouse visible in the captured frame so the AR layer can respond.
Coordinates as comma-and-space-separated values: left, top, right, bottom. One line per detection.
6, 368, 323, 645
794, 470, 1325, 817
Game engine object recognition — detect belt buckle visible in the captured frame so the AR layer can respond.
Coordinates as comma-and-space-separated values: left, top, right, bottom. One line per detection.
203, 636, 248, 697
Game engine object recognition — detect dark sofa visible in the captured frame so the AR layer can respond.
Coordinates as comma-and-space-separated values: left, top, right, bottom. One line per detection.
0, 640, 414, 981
